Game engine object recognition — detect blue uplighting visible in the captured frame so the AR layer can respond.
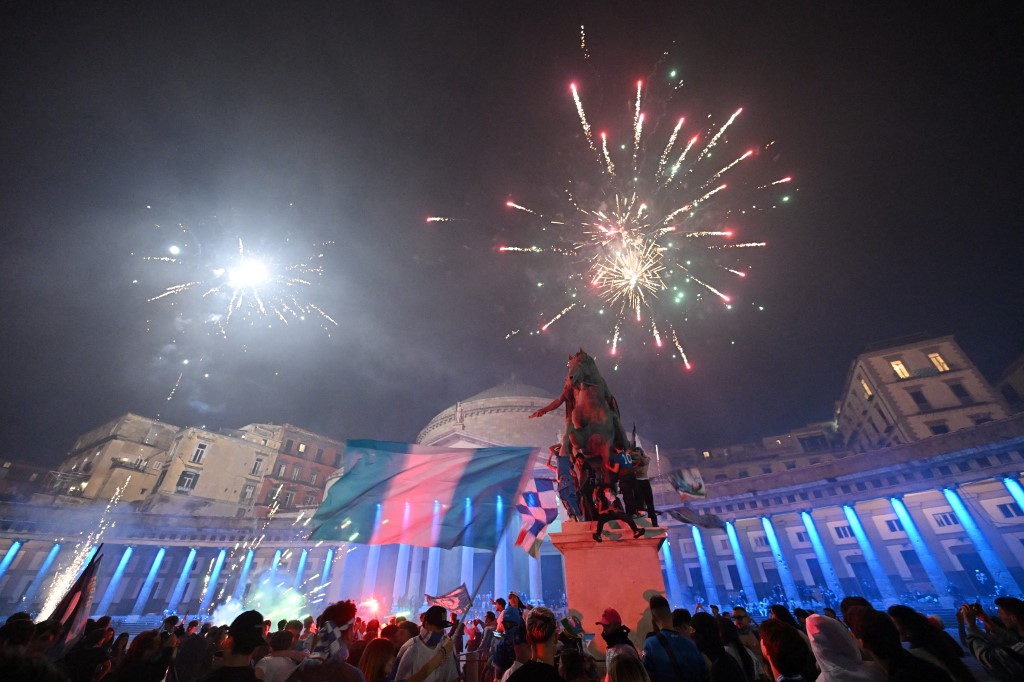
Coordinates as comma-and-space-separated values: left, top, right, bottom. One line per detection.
168, 548, 198, 612
761, 517, 800, 602
24, 543, 61, 605
691, 526, 721, 605
843, 505, 897, 603
890, 497, 949, 604
133, 547, 165, 615
0, 541, 22, 581
293, 549, 309, 590
198, 548, 227, 614
97, 546, 134, 615
943, 487, 1020, 594
800, 511, 843, 598
232, 549, 255, 603
725, 522, 758, 602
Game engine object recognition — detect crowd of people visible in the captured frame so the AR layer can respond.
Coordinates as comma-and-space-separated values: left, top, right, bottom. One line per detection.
3, 590, 1024, 682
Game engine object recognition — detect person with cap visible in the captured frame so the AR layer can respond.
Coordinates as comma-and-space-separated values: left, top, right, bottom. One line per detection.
283, 600, 364, 682
394, 605, 458, 682
597, 607, 640, 670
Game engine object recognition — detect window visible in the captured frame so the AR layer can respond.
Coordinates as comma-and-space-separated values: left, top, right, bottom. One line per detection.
933, 512, 959, 527
285, 439, 294, 452
291, 467, 302, 481
795, 531, 808, 543
334, 453, 343, 468
309, 472, 318, 486
738, 470, 749, 478
190, 443, 208, 464
304, 492, 316, 506
928, 422, 950, 435
997, 502, 1024, 519
972, 414, 993, 425
298, 443, 307, 453
928, 352, 950, 372
281, 491, 295, 508
240, 484, 256, 502
885, 518, 904, 533
176, 471, 199, 491
276, 463, 287, 477
315, 448, 324, 463
834, 525, 853, 539
949, 383, 973, 405
250, 458, 264, 476
753, 536, 769, 548
891, 360, 910, 379
703, 451, 711, 459
909, 390, 931, 410
152, 461, 164, 471
860, 378, 874, 399
762, 466, 773, 474
938, 465, 952, 476
785, 461, 797, 470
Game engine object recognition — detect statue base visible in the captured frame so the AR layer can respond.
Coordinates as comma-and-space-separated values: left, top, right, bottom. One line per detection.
548, 518, 668, 655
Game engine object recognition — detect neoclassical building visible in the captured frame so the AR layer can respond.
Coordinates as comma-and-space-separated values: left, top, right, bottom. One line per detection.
1, 337, 1023, 624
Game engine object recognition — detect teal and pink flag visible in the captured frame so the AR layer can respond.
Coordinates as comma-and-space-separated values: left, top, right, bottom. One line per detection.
310, 440, 540, 550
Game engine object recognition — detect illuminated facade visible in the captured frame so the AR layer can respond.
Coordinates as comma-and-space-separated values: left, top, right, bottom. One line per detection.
1, 341, 1023, 624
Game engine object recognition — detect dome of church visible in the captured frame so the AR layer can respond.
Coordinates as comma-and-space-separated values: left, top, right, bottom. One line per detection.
416, 378, 566, 448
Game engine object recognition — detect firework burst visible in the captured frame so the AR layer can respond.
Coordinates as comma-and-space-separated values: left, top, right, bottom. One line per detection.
492, 53, 794, 370
144, 236, 337, 335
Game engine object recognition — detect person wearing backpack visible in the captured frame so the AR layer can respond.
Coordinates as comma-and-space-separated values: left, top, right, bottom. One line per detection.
642, 596, 707, 682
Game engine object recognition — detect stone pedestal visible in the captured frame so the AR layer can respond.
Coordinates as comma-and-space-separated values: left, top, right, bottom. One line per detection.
549, 519, 667, 654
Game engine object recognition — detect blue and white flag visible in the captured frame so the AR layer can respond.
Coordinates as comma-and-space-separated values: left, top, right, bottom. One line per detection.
311, 440, 539, 550
514, 478, 560, 558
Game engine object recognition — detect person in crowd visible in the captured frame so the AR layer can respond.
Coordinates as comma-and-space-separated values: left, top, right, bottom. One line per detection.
804, 613, 884, 682
851, 609, 952, 682
501, 594, 525, 631
28, 620, 65, 662
348, 617, 379, 665
108, 632, 129, 668
198, 610, 267, 682
710, 606, 721, 618
822, 608, 838, 620
608, 653, 652, 682
58, 628, 112, 682
107, 628, 177, 682
175, 620, 214, 682
838, 597, 873, 626
886, 604, 974, 681
359, 638, 397, 682
499, 621, 531, 681
690, 612, 746, 682
394, 606, 458, 682
284, 601, 365, 682
255, 630, 300, 682
299, 616, 317, 650
465, 619, 481, 652
277, 620, 288, 632
672, 609, 694, 638
973, 597, 1024, 650
956, 603, 1024, 682
642, 595, 706, 682
557, 649, 592, 682
597, 608, 639, 669
758, 619, 815, 682
285, 620, 308, 653
718, 615, 767, 681
507, 606, 561, 682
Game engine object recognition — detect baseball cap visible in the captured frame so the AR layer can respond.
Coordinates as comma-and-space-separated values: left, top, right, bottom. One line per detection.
595, 608, 622, 626
422, 605, 453, 629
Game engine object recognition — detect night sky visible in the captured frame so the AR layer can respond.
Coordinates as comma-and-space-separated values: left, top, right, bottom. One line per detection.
2, 3, 1021, 466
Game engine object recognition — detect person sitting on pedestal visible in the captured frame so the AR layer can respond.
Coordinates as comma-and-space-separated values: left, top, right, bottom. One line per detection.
592, 485, 644, 542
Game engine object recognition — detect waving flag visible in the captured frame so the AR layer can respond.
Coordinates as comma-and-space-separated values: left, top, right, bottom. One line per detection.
514, 477, 560, 558
666, 507, 725, 529
311, 440, 539, 550
669, 467, 707, 499
427, 583, 473, 615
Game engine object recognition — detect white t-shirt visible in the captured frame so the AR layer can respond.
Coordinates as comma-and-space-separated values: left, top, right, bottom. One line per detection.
255, 654, 298, 682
